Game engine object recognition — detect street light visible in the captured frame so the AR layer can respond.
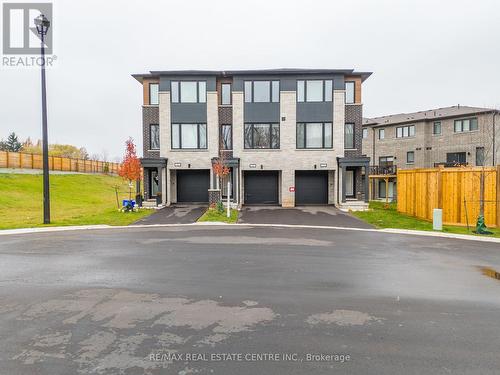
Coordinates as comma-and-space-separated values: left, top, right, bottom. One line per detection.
34, 14, 51, 224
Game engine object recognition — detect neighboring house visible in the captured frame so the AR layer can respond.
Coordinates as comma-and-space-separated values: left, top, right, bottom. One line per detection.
362, 105, 499, 200
133, 69, 372, 208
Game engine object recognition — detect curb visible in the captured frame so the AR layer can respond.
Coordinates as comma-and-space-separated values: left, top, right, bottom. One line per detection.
0, 222, 499, 243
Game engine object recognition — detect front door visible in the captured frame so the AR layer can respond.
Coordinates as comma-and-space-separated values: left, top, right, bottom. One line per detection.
150, 169, 159, 197
345, 170, 354, 197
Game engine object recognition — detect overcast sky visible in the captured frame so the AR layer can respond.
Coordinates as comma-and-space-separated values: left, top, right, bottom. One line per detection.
1, 0, 499, 161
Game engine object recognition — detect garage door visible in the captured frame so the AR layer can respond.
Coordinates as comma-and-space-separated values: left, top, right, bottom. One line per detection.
244, 171, 279, 205
177, 170, 210, 203
295, 171, 328, 205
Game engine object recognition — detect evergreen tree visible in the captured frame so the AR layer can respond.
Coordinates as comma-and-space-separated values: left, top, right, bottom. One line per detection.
4, 132, 22, 152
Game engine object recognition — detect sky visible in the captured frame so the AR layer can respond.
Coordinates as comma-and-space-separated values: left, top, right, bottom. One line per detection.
1, 0, 499, 161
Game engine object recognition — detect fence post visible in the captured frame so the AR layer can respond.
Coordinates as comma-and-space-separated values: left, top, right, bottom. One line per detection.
497, 166, 500, 228
437, 166, 443, 209
6, 151, 9, 168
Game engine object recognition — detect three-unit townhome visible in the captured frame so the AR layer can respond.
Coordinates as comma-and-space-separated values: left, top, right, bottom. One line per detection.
133, 69, 372, 208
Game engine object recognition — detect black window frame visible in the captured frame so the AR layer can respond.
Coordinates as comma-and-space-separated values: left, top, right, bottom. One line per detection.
170, 81, 207, 104
149, 83, 159, 105
454, 117, 478, 133
433, 121, 442, 135
171, 123, 208, 150
345, 81, 355, 104
243, 80, 280, 103
396, 124, 415, 138
379, 156, 394, 166
406, 151, 415, 164
296, 122, 333, 149
296, 79, 333, 103
149, 124, 160, 150
221, 124, 232, 150
378, 128, 385, 139
244, 123, 280, 149
446, 152, 467, 164
221, 83, 232, 105
344, 123, 355, 149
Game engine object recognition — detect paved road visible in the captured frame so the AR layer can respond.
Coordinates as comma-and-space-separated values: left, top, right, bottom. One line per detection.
1, 226, 499, 374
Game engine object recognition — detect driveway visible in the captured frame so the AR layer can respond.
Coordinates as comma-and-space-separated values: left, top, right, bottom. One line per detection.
238, 205, 373, 228
133, 204, 206, 225
1, 226, 500, 374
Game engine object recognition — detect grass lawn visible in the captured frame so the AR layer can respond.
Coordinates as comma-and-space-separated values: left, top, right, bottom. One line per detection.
0, 173, 152, 230
198, 208, 239, 224
353, 201, 500, 238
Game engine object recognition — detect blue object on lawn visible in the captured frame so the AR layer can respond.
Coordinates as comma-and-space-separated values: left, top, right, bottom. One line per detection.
122, 199, 136, 208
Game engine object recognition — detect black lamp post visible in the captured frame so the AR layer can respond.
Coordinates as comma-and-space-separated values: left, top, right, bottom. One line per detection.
34, 14, 51, 224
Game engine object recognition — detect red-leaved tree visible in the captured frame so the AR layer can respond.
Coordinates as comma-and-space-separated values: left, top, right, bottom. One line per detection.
118, 137, 141, 200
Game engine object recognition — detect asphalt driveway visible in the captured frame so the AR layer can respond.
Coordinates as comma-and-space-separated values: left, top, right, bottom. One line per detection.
238, 206, 373, 228
133, 204, 206, 225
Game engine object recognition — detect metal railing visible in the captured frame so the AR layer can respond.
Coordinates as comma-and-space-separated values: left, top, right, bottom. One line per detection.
370, 165, 397, 175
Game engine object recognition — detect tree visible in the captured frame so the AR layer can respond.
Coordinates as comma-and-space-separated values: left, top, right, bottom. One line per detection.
212, 138, 231, 209
118, 137, 141, 200
0, 132, 22, 152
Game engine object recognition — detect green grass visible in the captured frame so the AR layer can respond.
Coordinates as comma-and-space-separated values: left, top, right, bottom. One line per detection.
0, 173, 152, 229
353, 201, 500, 237
198, 208, 239, 224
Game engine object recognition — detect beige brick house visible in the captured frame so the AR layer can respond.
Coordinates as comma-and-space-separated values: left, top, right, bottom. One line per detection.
362, 106, 499, 200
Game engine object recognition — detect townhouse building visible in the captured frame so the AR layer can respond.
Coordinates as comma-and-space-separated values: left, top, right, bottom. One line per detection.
133, 69, 372, 208
362, 106, 499, 199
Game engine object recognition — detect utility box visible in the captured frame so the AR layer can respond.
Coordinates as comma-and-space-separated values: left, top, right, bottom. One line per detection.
433, 208, 443, 231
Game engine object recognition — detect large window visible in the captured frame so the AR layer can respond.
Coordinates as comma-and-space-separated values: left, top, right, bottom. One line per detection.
406, 151, 415, 164
244, 123, 280, 149
296, 122, 332, 149
221, 124, 232, 150
345, 123, 355, 149
149, 83, 159, 105
171, 123, 207, 149
297, 80, 333, 102
171, 81, 206, 103
396, 125, 415, 138
345, 81, 355, 104
362, 128, 368, 139
379, 156, 394, 166
454, 118, 478, 132
221, 83, 231, 105
446, 152, 466, 164
149, 124, 160, 150
378, 128, 385, 139
476, 147, 485, 166
244, 81, 280, 103
433, 121, 441, 135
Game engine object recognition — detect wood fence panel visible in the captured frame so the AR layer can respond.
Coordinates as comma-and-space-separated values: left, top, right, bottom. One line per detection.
398, 167, 498, 228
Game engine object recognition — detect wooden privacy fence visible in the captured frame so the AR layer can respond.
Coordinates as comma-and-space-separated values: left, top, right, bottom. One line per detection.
0, 151, 120, 174
397, 166, 500, 228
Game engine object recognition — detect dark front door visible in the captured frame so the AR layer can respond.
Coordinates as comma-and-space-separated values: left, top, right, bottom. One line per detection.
244, 171, 279, 205
176, 170, 210, 203
295, 171, 328, 205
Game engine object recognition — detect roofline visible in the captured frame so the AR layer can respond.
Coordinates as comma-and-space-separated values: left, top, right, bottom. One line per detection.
363, 108, 499, 128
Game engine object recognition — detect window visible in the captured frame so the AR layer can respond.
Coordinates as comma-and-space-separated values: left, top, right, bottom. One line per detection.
345, 81, 355, 104
297, 80, 333, 102
171, 123, 207, 149
296, 123, 332, 149
149, 124, 160, 150
379, 156, 394, 166
406, 151, 415, 164
149, 83, 159, 105
362, 128, 368, 139
396, 125, 415, 138
221, 83, 231, 105
476, 147, 485, 166
221, 124, 232, 150
446, 152, 466, 164
345, 123, 355, 149
433, 121, 441, 135
378, 128, 385, 139
244, 123, 280, 149
244, 81, 280, 103
171, 81, 206, 103
454, 118, 478, 132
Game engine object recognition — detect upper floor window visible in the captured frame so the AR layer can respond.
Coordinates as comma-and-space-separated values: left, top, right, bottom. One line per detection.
221, 124, 232, 150
171, 123, 207, 149
454, 118, 478, 133
345, 81, 355, 104
396, 124, 415, 138
244, 81, 280, 103
149, 124, 160, 150
362, 128, 368, 139
297, 80, 332, 102
379, 156, 394, 166
378, 128, 385, 139
149, 83, 159, 105
345, 123, 355, 149
221, 83, 231, 105
244, 123, 280, 149
296, 122, 332, 149
171, 81, 206, 103
433, 121, 441, 135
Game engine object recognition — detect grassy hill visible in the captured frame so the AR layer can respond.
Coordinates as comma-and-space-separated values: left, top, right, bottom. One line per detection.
0, 173, 151, 229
